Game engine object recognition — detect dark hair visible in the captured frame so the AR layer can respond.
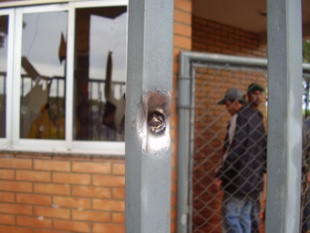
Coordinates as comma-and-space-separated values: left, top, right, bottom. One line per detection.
247, 83, 264, 94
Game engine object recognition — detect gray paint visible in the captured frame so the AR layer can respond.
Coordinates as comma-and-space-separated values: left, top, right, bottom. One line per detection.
266, 0, 303, 232
177, 53, 194, 233
125, 0, 173, 232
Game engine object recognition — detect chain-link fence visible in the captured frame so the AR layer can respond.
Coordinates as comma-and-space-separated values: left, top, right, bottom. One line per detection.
177, 52, 310, 233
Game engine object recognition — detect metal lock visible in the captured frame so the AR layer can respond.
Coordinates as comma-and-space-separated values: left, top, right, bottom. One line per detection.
138, 90, 171, 153
147, 110, 166, 135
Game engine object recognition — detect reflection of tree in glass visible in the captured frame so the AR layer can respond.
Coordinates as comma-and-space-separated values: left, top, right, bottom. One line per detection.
0, 16, 8, 48
304, 40, 310, 63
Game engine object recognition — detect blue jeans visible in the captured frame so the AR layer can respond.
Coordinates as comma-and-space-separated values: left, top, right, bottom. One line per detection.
222, 193, 254, 233
250, 195, 260, 233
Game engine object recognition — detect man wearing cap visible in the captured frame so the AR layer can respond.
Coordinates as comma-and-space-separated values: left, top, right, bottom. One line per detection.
247, 83, 266, 233
216, 88, 266, 233
247, 83, 265, 112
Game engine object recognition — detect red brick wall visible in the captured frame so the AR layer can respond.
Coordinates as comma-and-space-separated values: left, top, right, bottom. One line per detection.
0, 0, 193, 232
0, 4, 270, 233
193, 16, 267, 58
0, 153, 125, 233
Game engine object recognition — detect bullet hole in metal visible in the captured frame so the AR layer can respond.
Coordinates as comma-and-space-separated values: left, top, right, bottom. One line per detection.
147, 110, 166, 135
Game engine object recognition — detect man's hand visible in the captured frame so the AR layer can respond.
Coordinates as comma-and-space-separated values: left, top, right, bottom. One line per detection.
212, 178, 222, 192
307, 172, 310, 182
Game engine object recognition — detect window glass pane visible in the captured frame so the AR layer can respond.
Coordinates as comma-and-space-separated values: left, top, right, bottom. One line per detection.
20, 11, 68, 139
74, 6, 127, 141
0, 15, 8, 138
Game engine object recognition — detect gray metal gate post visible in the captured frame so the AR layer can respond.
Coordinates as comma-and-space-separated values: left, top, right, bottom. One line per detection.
125, 0, 174, 232
177, 52, 194, 233
266, 0, 303, 232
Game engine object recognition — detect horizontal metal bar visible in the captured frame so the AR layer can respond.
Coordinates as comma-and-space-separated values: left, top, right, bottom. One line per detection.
180, 51, 310, 74
180, 51, 268, 68
303, 63, 310, 73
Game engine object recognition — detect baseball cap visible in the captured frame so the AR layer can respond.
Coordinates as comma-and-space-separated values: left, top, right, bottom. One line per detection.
247, 83, 264, 94
217, 88, 245, 105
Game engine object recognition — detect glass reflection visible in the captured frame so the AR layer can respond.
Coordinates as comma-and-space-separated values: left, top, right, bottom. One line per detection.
0, 15, 8, 138
20, 11, 68, 139
74, 6, 127, 141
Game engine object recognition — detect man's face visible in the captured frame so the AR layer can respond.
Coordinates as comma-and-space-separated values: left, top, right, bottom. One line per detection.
225, 100, 237, 115
248, 90, 263, 108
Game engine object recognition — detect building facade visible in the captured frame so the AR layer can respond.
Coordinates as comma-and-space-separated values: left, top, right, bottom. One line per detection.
0, 0, 274, 232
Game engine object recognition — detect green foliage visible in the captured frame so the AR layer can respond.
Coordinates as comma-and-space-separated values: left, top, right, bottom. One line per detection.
303, 40, 310, 63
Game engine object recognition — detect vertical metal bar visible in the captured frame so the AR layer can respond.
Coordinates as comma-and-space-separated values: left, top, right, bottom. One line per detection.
125, 0, 173, 232
306, 81, 309, 118
266, 0, 303, 232
177, 52, 193, 233
65, 2, 74, 149
187, 67, 196, 233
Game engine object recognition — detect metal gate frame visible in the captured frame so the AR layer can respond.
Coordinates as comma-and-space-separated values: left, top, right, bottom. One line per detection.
125, 0, 173, 232
177, 51, 310, 233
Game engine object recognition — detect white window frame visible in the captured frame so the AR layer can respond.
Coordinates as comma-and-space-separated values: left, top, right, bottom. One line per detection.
0, 0, 128, 155
0, 9, 15, 151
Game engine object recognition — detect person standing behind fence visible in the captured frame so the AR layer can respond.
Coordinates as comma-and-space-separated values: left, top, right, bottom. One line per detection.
215, 88, 267, 233
247, 83, 266, 233
247, 83, 265, 113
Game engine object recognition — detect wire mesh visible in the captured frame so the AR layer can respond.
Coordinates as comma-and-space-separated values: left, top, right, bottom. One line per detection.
191, 65, 268, 233
302, 117, 310, 233
178, 52, 310, 233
